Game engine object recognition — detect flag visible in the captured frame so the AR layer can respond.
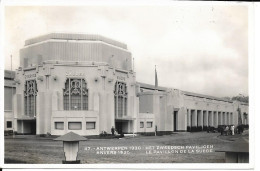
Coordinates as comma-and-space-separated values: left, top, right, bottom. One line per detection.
155, 65, 158, 89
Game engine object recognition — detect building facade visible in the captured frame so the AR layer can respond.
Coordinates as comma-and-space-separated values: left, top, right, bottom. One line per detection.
4, 33, 249, 136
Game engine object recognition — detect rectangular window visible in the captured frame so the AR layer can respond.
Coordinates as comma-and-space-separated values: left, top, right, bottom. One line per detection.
86, 122, 96, 130
55, 122, 64, 130
147, 122, 153, 128
7, 121, 12, 128
140, 122, 144, 128
68, 122, 82, 130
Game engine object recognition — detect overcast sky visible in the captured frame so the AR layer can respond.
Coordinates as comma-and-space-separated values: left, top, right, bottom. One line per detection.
3, 4, 248, 97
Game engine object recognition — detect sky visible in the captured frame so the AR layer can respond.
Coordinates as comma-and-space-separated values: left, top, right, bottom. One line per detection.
3, 3, 249, 97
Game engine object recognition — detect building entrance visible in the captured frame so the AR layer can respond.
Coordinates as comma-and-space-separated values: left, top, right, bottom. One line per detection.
115, 121, 130, 134
115, 122, 123, 134
18, 120, 36, 135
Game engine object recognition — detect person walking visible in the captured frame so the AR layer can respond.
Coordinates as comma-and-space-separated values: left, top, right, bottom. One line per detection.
231, 125, 235, 135
225, 125, 229, 136
111, 126, 115, 136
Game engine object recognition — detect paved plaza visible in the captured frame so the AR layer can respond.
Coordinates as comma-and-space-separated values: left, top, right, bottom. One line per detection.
4, 132, 248, 164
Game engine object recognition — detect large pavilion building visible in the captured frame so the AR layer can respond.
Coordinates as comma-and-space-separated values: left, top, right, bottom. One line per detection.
4, 33, 249, 136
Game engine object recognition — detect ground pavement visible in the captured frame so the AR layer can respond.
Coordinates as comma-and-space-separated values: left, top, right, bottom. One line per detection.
4, 131, 249, 164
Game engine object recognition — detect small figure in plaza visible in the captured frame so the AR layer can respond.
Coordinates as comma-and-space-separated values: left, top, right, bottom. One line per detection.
111, 126, 115, 136
225, 125, 229, 136
231, 125, 235, 135
114, 129, 118, 136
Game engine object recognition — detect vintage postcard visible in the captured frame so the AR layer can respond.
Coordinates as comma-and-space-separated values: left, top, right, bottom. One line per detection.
0, 0, 255, 170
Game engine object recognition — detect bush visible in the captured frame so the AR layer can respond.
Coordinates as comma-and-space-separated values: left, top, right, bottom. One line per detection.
99, 131, 108, 137
197, 126, 202, 131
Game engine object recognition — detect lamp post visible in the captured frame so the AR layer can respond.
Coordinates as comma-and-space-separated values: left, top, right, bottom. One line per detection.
54, 132, 87, 164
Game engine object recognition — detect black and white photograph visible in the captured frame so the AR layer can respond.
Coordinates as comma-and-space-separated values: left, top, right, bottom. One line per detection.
0, 0, 257, 170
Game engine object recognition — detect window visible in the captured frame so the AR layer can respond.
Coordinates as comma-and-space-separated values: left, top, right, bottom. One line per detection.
63, 78, 88, 110
140, 122, 144, 128
114, 81, 127, 118
7, 121, 12, 128
55, 122, 64, 130
86, 122, 96, 130
24, 80, 37, 117
68, 122, 82, 130
147, 122, 153, 128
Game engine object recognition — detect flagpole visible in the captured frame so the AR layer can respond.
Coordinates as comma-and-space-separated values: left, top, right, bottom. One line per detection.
11, 55, 15, 138
155, 65, 158, 90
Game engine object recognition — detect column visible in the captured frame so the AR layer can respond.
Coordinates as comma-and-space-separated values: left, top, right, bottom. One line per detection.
214, 111, 218, 128
230, 112, 234, 125
208, 111, 213, 127
227, 112, 230, 125
187, 109, 191, 127
225, 112, 228, 125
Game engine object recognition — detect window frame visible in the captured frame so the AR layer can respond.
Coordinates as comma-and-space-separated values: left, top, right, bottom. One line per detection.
140, 122, 144, 128
54, 122, 64, 130
63, 78, 88, 111
114, 81, 128, 118
24, 79, 37, 117
86, 122, 96, 130
7, 121, 12, 128
68, 122, 82, 130
147, 121, 153, 128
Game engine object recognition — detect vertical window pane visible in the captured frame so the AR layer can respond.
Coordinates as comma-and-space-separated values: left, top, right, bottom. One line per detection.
118, 96, 123, 117
24, 96, 27, 115
24, 80, 37, 116
83, 95, 88, 110
71, 94, 81, 110
64, 95, 69, 110
124, 98, 127, 116
114, 82, 127, 118
114, 96, 117, 117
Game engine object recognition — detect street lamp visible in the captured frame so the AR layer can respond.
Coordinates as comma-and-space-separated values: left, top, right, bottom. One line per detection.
54, 132, 87, 164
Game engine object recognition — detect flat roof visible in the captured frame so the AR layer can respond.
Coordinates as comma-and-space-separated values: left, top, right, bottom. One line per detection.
137, 82, 168, 91
24, 33, 128, 50
182, 90, 233, 103
137, 82, 235, 103
4, 70, 15, 79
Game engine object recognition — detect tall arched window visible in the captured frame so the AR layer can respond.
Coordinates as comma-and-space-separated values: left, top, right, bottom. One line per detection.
24, 80, 37, 117
63, 78, 88, 110
114, 81, 127, 118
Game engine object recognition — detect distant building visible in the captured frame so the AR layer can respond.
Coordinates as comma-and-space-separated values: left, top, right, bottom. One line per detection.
4, 70, 16, 131
4, 33, 249, 136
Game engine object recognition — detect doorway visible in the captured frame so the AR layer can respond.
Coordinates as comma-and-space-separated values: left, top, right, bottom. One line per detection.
115, 122, 123, 134
173, 111, 178, 132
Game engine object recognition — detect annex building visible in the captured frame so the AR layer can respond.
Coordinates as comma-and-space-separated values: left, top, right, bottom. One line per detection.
4, 33, 249, 136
